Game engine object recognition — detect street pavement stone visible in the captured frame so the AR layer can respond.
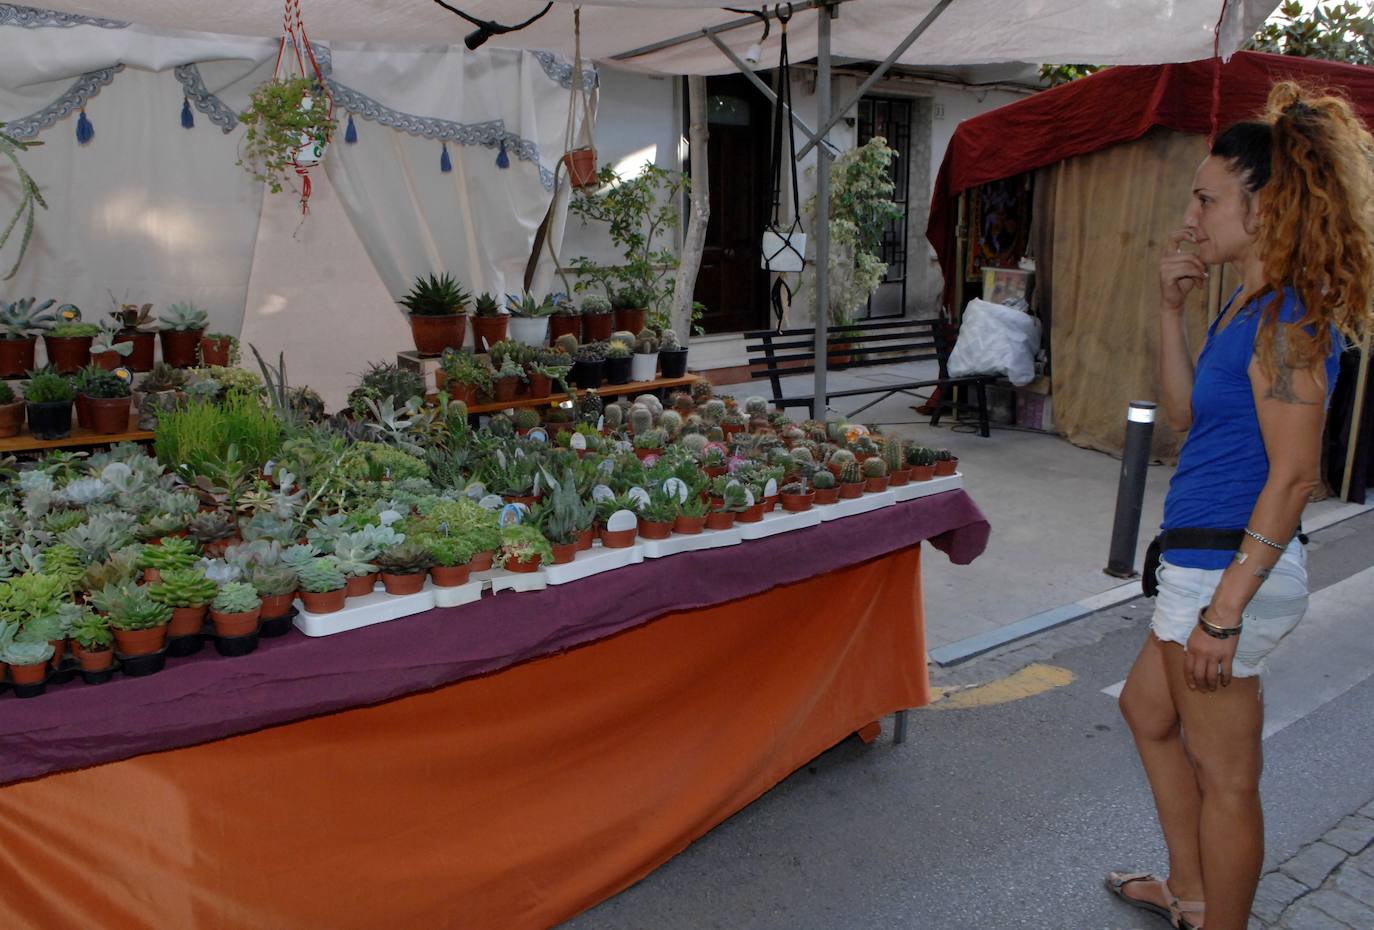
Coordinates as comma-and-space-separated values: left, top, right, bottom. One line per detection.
1323, 816, 1374, 855
1281, 842, 1350, 891
1306, 889, 1374, 927
1332, 863, 1374, 908
1353, 845, 1374, 879
1254, 872, 1310, 924
1279, 900, 1355, 930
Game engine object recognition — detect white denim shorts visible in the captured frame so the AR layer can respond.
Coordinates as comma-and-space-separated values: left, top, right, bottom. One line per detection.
1150, 538, 1309, 678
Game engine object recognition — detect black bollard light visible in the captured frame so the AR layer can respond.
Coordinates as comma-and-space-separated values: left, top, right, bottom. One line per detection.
1105, 401, 1156, 578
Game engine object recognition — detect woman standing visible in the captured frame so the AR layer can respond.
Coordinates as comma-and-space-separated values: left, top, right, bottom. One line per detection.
1107, 82, 1374, 930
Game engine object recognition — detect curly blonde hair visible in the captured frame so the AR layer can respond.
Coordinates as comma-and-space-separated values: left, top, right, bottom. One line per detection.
1252, 81, 1374, 377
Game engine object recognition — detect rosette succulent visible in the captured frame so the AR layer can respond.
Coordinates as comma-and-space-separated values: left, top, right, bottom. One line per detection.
149, 569, 217, 608
375, 541, 433, 576
138, 537, 200, 572
296, 557, 346, 594
211, 581, 261, 615
89, 582, 172, 631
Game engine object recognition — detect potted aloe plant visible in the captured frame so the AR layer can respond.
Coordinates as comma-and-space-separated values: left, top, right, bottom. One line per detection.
0, 381, 20, 438
159, 302, 208, 368
581, 293, 613, 342
23, 368, 75, 440
110, 301, 156, 371
44, 320, 98, 374
470, 292, 508, 353
0, 296, 56, 377
398, 272, 470, 356
506, 292, 557, 348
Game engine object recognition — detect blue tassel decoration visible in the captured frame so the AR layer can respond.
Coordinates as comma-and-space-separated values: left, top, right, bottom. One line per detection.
181, 98, 194, 129
496, 138, 510, 169
345, 113, 357, 144
440, 142, 452, 173
76, 109, 93, 145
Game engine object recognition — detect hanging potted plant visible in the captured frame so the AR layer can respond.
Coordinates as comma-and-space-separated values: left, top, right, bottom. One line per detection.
23, 368, 75, 440
0, 382, 21, 438
470, 292, 508, 353
158, 302, 208, 368
0, 297, 56, 378
506, 292, 557, 348
110, 302, 156, 371
237, 75, 336, 196
398, 272, 470, 356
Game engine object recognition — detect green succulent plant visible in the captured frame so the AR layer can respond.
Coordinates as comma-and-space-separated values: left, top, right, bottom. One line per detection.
812, 470, 836, 489
375, 541, 433, 575
23, 369, 75, 404
839, 461, 862, 484
149, 568, 218, 608
69, 609, 112, 649
89, 582, 172, 631
296, 556, 346, 594
398, 273, 470, 317
861, 457, 887, 478
48, 321, 99, 338
211, 581, 261, 614
0, 297, 57, 339
160, 302, 208, 331
138, 537, 200, 571
245, 563, 298, 598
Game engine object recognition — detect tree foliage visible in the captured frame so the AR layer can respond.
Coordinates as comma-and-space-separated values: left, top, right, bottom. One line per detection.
1246, 1, 1374, 65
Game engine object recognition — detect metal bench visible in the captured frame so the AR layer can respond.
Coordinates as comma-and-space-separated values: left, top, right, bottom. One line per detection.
744, 317, 992, 436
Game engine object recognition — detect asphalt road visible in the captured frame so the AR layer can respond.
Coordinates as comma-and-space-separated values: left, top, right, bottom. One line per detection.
560, 513, 1374, 930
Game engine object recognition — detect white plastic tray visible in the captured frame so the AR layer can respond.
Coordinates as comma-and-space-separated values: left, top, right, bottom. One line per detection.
891, 472, 963, 502
736, 507, 823, 539
433, 580, 485, 609
294, 581, 438, 637
489, 567, 549, 593
816, 489, 897, 521
639, 527, 742, 559
542, 543, 645, 585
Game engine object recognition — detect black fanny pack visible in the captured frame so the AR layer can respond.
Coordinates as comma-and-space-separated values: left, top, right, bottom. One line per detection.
1141, 528, 1245, 597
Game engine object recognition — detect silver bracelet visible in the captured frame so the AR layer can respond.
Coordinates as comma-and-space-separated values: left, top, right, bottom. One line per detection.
1244, 527, 1285, 550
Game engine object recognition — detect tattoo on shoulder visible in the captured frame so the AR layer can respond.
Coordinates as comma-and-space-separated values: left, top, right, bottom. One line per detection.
1262, 327, 1320, 405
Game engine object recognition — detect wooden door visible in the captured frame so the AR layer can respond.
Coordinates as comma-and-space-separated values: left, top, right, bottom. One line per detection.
692, 74, 772, 334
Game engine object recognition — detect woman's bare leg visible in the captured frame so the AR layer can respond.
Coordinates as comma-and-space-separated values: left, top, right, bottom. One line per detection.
1163, 641, 1265, 930
1118, 634, 1206, 906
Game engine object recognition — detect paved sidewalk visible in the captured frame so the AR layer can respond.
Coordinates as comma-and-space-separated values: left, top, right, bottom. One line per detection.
1253, 799, 1374, 929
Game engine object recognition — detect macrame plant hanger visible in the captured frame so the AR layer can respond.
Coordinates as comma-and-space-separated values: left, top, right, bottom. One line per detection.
274, 0, 334, 215
760, 4, 805, 330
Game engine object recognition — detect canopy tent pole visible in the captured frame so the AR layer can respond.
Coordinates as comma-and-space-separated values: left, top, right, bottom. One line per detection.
610, 0, 849, 64
814, 1, 833, 416
704, 31, 839, 158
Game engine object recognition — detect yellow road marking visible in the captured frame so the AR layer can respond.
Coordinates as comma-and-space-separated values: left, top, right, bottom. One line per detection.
928, 663, 1075, 709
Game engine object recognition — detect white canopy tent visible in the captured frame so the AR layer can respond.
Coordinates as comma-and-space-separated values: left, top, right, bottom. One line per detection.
20, 0, 1277, 410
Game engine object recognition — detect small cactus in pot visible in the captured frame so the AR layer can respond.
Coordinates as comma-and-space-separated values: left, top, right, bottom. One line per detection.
861, 456, 890, 492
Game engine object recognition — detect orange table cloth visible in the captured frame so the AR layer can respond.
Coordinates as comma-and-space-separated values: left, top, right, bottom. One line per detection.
0, 546, 930, 930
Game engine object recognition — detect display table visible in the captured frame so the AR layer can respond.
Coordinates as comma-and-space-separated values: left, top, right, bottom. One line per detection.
0, 413, 151, 454
0, 490, 989, 930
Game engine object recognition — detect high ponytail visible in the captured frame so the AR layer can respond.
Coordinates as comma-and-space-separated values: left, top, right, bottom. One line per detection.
1250, 81, 1374, 377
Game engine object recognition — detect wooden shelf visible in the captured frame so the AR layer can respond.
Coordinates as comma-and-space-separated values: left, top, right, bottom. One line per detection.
0, 414, 152, 454
454, 374, 703, 416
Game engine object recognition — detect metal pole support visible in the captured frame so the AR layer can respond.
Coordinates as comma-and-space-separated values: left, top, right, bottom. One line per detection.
1105, 401, 1156, 578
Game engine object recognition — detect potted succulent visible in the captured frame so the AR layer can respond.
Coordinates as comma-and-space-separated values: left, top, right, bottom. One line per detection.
611, 287, 648, 335
934, 449, 959, 477
91, 582, 173, 657
0, 381, 21, 438
549, 296, 582, 344
159, 302, 209, 368
138, 537, 200, 582
398, 272, 470, 356
636, 487, 678, 540
0, 297, 56, 377
581, 294, 613, 342
78, 366, 133, 435
188, 511, 239, 558
348, 362, 427, 417
705, 483, 747, 530
883, 438, 912, 486
149, 568, 218, 641
209, 581, 262, 640
604, 338, 633, 385
658, 329, 689, 379
237, 75, 337, 194
498, 523, 554, 573
672, 491, 709, 534
596, 493, 642, 547
245, 563, 299, 622
43, 320, 98, 374
838, 460, 865, 498
69, 609, 115, 674
199, 332, 238, 367
780, 479, 816, 512
90, 320, 135, 370
862, 457, 889, 492
437, 349, 494, 405
425, 535, 476, 587
296, 556, 348, 614
632, 427, 666, 461
23, 368, 75, 440
470, 292, 508, 353
527, 350, 572, 398
2, 638, 53, 692
506, 292, 557, 348
375, 541, 433, 595
333, 525, 402, 597
110, 302, 157, 371
631, 330, 659, 382
490, 355, 525, 402
570, 341, 607, 389
812, 469, 840, 504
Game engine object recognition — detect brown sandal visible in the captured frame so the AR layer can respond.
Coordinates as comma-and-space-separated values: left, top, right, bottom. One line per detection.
1104, 871, 1205, 929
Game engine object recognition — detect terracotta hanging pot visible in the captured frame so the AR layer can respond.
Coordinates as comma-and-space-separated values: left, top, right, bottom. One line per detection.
563, 147, 599, 188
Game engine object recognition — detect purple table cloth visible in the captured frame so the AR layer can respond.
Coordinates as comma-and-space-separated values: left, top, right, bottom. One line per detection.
0, 489, 989, 786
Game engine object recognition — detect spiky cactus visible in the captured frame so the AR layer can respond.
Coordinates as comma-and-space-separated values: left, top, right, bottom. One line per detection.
554, 333, 579, 355
603, 404, 623, 431
828, 448, 857, 469
629, 404, 653, 436
659, 409, 682, 438
839, 461, 862, 485
703, 399, 726, 424
813, 470, 836, 490
882, 438, 905, 474
862, 457, 887, 478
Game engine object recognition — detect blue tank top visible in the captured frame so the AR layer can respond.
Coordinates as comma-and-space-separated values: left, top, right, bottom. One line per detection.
1161, 287, 1340, 569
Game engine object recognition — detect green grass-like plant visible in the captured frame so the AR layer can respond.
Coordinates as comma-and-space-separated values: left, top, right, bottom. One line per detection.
23, 369, 74, 404
48, 322, 99, 338
154, 390, 281, 476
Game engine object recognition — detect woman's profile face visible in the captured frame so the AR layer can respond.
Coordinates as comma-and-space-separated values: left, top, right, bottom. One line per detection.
1182, 155, 1257, 266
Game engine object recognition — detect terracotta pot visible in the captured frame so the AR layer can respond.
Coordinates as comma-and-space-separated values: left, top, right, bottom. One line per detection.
407, 313, 466, 357
91, 350, 125, 371
202, 536, 240, 559
112, 623, 169, 657
74, 392, 92, 430
865, 476, 891, 493
121, 330, 156, 372
43, 334, 93, 374
72, 644, 114, 673
48, 638, 66, 670
633, 446, 664, 462
300, 588, 346, 614
703, 465, 727, 479
381, 572, 426, 595
446, 382, 479, 406
469, 550, 496, 572
430, 564, 472, 587
550, 541, 577, 565
814, 486, 841, 505
935, 457, 959, 477
737, 503, 767, 523
0, 400, 22, 438
345, 572, 379, 598
672, 514, 706, 535
503, 493, 539, 509
582, 313, 614, 342
470, 315, 508, 353
599, 527, 637, 548
503, 553, 542, 573
614, 308, 646, 334
210, 608, 260, 638
781, 490, 815, 512
763, 495, 780, 512
142, 567, 162, 584
493, 376, 519, 402
889, 468, 912, 487
199, 336, 233, 367
574, 527, 595, 551
721, 423, 745, 439
911, 464, 936, 482
563, 146, 599, 188
829, 341, 853, 369
27, 400, 72, 440
169, 604, 208, 638
549, 315, 582, 344
704, 510, 736, 531
8, 660, 47, 685
840, 481, 866, 499
637, 518, 673, 540
525, 371, 552, 398
85, 394, 132, 435
259, 592, 296, 620
0, 335, 36, 378
159, 328, 203, 368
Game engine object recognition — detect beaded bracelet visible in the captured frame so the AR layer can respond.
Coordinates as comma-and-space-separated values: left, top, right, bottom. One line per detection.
1244, 527, 1285, 550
